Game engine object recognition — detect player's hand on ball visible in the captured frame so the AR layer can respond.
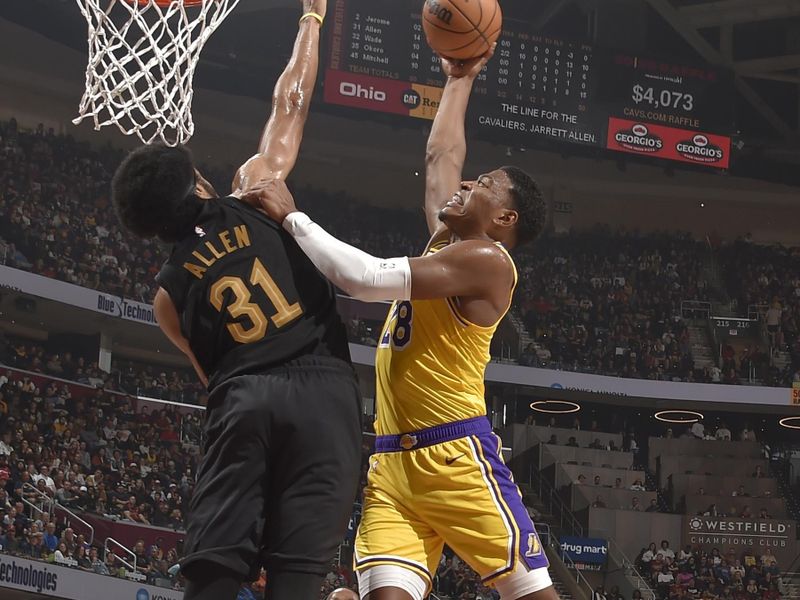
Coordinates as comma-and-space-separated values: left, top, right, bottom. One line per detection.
441, 43, 496, 80
242, 179, 298, 225
302, 0, 326, 21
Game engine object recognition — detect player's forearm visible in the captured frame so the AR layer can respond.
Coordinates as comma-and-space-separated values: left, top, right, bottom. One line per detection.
256, 18, 321, 157
425, 76, 474, 163
282, 212, 412, 303
424, 77, 474, 229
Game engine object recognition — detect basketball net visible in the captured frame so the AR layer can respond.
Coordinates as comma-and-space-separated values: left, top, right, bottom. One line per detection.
73, 0, 240, 146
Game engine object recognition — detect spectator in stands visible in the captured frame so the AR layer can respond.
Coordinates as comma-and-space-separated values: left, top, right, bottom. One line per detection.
608, 585, 625, 600
614, 477, 624, 489
676, 565, 695, 588
690, 421, 705, 439
631, 497, 642, 511
548, 434, 558, 445
42, 521, 58, 552
760, 550, 777, 568
645, 498, 660, 512
734, 485, 750, 497
715, 422, 732, 441
758, 508, 772, 519
567, 436, 580, 447
53, 541, 70, 563
592, 585, 608, 600
740, 425, 756, 442
75, 545, 92, 571
766, 301, 783, 348
660, 540, 676, 560
630, 479, 646, 491
90, 546, 109, 575
592, 495, 607, 508
657, 563, 676, 597
641, 543, 657, 569
577, 474, 587, 485
594, 475, 602, 486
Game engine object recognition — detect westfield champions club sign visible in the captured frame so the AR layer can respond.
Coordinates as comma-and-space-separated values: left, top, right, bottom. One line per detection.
684, 517, 797, 564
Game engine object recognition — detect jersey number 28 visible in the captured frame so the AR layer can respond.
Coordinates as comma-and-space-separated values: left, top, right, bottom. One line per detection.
379, 301, 413, 349
210, 257, 303, 344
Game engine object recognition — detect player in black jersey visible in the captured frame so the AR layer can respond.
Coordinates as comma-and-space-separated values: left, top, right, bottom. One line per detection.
108, 2, 361, 600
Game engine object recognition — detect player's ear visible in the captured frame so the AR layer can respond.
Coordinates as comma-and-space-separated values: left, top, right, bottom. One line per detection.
493, 208, 518, 229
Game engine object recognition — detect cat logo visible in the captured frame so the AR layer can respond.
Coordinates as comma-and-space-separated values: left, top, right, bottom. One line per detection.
525, 533, 542, 557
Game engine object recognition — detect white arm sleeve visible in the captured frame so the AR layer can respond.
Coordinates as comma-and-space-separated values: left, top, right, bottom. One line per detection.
283, 212, 412, 303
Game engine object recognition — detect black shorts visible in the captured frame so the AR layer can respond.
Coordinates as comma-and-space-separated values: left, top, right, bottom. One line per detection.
180, 356, 362, 580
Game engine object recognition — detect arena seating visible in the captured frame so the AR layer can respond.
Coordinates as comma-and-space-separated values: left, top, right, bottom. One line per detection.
502, 420, 791, 600
2, 119, 799, 387
1, 117, 798, 599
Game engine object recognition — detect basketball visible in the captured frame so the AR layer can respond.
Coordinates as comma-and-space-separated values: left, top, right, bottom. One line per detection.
422, 0, 503, 60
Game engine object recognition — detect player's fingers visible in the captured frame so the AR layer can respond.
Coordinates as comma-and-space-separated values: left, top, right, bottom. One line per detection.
482, 42, 497, 63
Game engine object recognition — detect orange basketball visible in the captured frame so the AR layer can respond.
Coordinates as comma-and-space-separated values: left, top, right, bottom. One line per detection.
422, 0, 502, 60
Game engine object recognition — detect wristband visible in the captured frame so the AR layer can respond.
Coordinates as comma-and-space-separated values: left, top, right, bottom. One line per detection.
299, 12, 324, 26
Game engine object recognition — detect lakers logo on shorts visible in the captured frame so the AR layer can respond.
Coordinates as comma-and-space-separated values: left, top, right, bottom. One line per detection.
399, 434, 418, 450
525, 532, 542, 557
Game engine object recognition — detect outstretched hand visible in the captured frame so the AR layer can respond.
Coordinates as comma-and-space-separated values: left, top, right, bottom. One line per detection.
241, 179, 298, 225
302, 0, 326, 21
440, 43, 496, 80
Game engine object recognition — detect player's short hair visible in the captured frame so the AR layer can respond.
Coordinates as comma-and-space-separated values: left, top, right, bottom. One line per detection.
500, 165, 546, 247
111, 143, 201, 243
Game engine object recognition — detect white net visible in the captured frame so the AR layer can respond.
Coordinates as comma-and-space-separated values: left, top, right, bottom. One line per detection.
73, 0, 241, 146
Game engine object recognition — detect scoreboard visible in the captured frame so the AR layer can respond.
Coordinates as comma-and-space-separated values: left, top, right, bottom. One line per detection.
323, 0, 735, 169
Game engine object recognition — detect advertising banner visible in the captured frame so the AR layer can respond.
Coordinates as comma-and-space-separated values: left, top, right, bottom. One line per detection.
559, 536, 608, 571
684, 517, 797, 565
0, 553, 182, 600
606, 117, 731, 169
0, 266, 157, 326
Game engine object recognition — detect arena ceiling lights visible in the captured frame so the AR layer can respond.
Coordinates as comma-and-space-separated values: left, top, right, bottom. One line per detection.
654, 410, 704, 424
530, 400, 581, 415
778, 417, 800, 430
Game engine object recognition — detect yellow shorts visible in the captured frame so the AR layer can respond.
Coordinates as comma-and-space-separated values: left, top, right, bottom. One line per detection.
354, 421, 548, 593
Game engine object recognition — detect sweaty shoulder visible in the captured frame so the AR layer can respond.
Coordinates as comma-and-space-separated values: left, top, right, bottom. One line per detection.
449, 239, 514, 279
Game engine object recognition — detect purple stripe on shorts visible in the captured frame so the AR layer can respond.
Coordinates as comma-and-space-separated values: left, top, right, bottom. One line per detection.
476, 432, 550, 574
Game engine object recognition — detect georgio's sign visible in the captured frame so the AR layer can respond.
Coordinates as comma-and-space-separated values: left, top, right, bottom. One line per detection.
559, 536, 608, 570
607, 117, 730, 169
684, 517, 797, 565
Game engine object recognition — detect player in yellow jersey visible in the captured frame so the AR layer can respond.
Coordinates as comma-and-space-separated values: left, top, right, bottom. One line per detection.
249, 47, 556, 600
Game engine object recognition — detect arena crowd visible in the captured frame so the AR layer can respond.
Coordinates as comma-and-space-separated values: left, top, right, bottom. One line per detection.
1, 119, 798, 388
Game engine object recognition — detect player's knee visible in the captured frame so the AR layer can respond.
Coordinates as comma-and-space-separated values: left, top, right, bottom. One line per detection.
494, 565, 554, 600
327, 587, 360, 600
357, 565, 427, 600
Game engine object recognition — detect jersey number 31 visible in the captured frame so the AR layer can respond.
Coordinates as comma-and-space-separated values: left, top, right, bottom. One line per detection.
210, 257, 303, 344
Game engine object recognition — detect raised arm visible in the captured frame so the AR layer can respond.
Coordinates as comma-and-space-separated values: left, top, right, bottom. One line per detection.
424, 47, 495, 236
232, 0, 326, 194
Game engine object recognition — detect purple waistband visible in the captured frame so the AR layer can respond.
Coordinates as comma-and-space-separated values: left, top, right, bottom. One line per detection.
374, 416, 491, 452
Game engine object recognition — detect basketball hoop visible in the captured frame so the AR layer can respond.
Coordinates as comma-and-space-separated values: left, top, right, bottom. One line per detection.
73, 0, 241, 146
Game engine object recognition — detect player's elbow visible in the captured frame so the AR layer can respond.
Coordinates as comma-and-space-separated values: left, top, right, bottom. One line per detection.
425, 147, 464, 168
273, 88, 311, 116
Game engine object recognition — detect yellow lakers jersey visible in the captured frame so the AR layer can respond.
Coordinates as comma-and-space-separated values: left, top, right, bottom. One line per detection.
374, 240, 518, 435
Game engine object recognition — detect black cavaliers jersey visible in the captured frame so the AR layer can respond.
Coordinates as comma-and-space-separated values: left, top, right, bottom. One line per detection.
155, 197, 351, 389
